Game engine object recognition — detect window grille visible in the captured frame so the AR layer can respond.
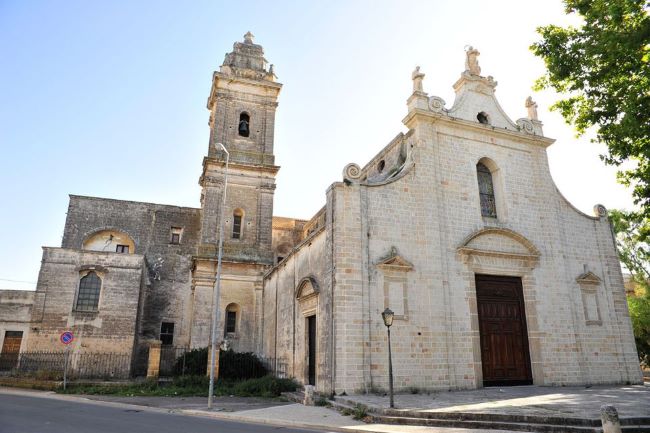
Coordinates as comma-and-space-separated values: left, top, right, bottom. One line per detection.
76, 272, 101, 311
477, 162, 497, 218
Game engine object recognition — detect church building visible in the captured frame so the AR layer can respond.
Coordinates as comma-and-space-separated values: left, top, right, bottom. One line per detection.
0, 33, 642, 394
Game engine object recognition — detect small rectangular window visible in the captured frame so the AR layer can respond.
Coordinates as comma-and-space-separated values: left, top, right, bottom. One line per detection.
170, 227, 182, 244
225, 311, 237, 334
232, 215, 242, 239
160, 322, 174, 346
115, 245, 129, 254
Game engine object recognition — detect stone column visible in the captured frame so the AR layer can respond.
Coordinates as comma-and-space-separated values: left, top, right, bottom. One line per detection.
206, 345, 220, 379
601, 405, 622, 433
146, 341, 162, 379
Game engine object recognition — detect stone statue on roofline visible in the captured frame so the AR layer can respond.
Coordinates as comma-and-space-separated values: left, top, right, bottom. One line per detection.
412, 66, 425, 93
525, 96, 539, 120
465, 46, 481, 76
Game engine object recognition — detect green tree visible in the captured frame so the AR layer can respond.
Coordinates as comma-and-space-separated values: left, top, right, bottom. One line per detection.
531, 0, 650, 217
609, 209, 650, 365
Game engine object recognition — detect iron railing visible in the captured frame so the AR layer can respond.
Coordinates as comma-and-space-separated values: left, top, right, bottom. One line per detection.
0, 351, 131, 380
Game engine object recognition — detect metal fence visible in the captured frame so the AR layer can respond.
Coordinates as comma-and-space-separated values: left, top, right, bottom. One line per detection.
0, 351, 131, 380
157, 346, 289, 379
260, 357, 288, 379
160, 346, 191, 377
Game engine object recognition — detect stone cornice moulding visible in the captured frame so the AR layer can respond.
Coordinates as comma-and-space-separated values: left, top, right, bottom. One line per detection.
296, 275, 320, 299
403, 108, 555, 148
457, 227, 540, 267
576, 271, 602, 285
375, 247, 414, 271
342, 143, 415, 186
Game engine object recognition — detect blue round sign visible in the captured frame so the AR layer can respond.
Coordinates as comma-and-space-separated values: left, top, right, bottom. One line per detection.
60, 331, 74, 345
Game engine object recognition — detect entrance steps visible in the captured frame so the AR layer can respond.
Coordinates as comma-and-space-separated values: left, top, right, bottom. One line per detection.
332, 396, 650, 433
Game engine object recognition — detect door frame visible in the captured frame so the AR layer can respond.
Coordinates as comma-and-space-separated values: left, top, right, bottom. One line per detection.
475, 274, 533, 386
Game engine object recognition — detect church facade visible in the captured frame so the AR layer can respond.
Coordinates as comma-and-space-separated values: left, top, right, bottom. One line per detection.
0, 34, 642, 394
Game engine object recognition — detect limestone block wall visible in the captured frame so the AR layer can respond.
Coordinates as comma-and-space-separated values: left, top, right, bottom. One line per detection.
26, 248, 144, 357
262, 229, 333, 391
189, 260, 264, 351
0, 290, 34, 354
329, 110, 640, 392
272, 216, 307, 263
61, 195, 200, 350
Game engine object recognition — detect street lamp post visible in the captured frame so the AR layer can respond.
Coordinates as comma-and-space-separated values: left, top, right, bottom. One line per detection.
381, 307, 395, 408
208, 142, 229, 410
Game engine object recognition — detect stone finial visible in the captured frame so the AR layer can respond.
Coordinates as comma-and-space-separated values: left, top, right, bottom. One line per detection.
465, 46, 481, 76
244, 31, 255, 44
526, 96, 539, 120
594, 204, 608, 218
412, 66, 425, 93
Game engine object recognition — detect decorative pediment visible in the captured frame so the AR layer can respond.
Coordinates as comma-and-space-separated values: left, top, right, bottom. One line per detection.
376, 247, 413, 271
296, 276, 320, 299
576, 271, 601, 285
457, 227, 540, 266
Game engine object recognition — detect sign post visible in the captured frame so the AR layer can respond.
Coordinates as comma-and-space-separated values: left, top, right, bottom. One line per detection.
59, 331, 74, 390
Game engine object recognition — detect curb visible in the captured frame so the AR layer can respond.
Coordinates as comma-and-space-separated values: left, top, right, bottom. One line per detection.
0, 387, 380, 433
180, 408, 377, 433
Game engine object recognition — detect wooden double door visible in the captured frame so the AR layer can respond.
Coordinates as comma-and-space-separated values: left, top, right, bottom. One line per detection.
0, 331, 23, 371
476, 275, 532, 386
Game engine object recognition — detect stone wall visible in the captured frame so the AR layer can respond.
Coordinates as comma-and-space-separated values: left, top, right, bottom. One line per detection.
61, 195, 200, 352
262, 229, 333, 391
0, 290, 34, 354
26, 248, 144, 358
325, 94, 642, 393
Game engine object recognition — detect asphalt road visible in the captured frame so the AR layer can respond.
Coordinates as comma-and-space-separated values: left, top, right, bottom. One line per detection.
0, 393, 322, 433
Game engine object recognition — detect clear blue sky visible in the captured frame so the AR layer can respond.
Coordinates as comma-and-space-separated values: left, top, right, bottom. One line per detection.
0, 0, 634, 290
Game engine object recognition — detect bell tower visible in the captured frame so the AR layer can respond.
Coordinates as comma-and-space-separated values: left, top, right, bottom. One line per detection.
198, 31, 281, 262
190, 32, 281, 348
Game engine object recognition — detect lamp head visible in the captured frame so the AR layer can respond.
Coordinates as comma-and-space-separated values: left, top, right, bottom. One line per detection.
381, 308, 394, 328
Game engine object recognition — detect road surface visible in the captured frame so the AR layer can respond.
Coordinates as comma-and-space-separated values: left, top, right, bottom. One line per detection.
0, 393, 324, 433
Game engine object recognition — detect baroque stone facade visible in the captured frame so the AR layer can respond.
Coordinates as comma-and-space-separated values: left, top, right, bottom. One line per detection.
0, 35, 641, 391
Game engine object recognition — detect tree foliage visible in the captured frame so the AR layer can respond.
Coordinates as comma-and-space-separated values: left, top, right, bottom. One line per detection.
531, 0, 650, 217
609, 209, 650, 365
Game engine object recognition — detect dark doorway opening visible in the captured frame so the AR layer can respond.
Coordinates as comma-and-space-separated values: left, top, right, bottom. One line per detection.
476, 274, 532, 386
0, 331, 23, 371
307, 315, 316, 386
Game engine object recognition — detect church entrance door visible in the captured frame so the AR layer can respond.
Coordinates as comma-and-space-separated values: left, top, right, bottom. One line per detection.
476, 275, 532, 386
307, 315, 316, 386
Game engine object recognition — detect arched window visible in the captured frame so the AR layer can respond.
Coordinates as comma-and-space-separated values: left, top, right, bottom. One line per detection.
224, 303, 240, 335
232, 209, 244, 239
76, 272, 101, 311
238, 112, 250, 137
477, 162, 497, 217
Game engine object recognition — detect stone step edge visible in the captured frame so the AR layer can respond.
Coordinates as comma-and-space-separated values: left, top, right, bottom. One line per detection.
374, 415, 600, 433
334, 396, 650, 428
332, 396, 601, 427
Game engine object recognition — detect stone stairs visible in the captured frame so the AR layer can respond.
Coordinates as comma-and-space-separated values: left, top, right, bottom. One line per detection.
330, 396, 650, 433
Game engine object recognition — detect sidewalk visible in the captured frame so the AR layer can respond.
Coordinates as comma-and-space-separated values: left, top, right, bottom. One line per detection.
339, 384, 650, 419
0, 387, 523, 433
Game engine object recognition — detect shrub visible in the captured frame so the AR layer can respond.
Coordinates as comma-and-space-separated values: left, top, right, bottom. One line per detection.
352, 404, 368, 420
174, 348, 207, 376
227, 375, 298, 397
218, 350, 268, 380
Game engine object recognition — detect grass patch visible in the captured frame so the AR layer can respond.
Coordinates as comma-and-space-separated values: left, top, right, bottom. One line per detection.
57, 375, 298, 398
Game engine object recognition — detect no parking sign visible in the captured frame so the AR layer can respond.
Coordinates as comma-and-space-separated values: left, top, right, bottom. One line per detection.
60, 331, 74, 345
